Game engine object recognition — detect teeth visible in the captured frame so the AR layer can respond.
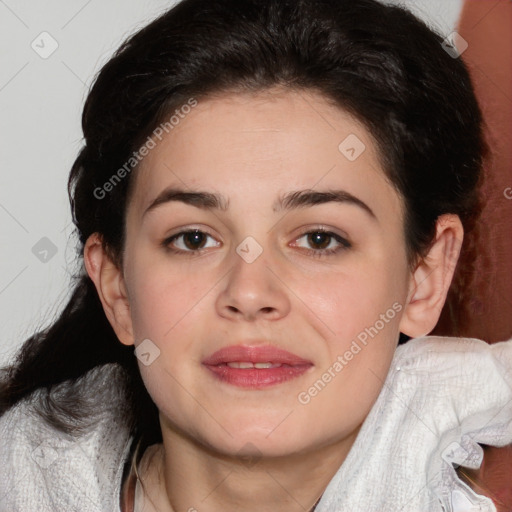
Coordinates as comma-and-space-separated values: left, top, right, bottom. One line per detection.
226, 362, 283, 369
227, 362, 254, 369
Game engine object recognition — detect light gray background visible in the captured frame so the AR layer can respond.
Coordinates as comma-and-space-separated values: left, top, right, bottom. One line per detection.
0, 0, 463, 366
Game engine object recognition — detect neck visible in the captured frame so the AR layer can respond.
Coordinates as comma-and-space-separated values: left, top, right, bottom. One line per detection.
137, 422, 361, 512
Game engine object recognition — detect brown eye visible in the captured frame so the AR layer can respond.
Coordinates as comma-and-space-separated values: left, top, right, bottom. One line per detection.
163, 229, 220, 253
181, 231, 208, 250
293, 229, 351, 258
307, 232, 332, 250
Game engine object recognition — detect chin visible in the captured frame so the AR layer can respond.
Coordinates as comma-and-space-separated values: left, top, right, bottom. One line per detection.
204, 422, 313, 459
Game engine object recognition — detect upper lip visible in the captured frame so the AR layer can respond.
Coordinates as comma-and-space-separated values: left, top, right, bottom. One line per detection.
202, 344, 313, 366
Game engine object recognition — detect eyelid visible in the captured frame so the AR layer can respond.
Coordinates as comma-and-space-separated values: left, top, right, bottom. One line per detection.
290, 226, 351, 255
162, 227, 220, 252
161, 224, 351, 256
290, 224, 350, 242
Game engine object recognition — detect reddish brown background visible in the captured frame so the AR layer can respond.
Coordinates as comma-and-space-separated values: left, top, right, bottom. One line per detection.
433, 0, 512, 344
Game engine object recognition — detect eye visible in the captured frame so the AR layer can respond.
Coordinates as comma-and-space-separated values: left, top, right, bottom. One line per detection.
162, 229, 220, 254
292, 228, 351, 257
161, 227, 351, 257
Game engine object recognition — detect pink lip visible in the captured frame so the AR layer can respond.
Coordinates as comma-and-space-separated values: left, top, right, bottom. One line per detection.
202, 345, 313, 389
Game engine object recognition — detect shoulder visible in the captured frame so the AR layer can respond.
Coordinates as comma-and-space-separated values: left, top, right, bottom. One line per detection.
395, 334, 512, 366
393, 335, 512, 511
295, 335, 512, 512
392, 334, 512, 399
388, 335, 512, 424
0, 363, 134, 512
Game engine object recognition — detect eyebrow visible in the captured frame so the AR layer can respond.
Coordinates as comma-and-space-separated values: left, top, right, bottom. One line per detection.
143, 187, 376, 220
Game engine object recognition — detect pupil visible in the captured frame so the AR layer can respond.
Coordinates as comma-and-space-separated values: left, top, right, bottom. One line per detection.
185, 231, 205, 250
309, 232, 329, 249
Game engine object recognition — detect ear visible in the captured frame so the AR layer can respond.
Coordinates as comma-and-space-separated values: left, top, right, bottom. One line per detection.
83, 233, 134, 346
399, 214, 464, 338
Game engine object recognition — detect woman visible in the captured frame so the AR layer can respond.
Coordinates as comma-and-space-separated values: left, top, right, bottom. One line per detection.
1, 0, 511, 510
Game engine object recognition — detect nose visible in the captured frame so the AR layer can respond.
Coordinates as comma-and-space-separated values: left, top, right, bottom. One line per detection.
215, 243, 291, 322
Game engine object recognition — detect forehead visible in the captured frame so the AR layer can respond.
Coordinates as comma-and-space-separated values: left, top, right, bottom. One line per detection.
127, 88, 403, 222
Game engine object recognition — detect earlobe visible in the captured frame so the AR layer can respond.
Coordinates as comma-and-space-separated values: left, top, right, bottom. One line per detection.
83, 233, 134, 346
399, 214, 464, 338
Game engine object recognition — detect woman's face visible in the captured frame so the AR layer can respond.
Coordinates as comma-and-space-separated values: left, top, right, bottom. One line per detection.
121, 88, 412, 458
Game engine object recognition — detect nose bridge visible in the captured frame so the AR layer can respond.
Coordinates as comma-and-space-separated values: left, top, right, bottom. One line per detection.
216, 233, 290, 320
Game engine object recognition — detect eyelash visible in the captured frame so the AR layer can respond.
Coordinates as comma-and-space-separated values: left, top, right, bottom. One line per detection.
161, 228, 351, 258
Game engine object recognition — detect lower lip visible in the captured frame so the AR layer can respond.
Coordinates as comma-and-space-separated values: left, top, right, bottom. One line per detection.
203, 364, 313, 388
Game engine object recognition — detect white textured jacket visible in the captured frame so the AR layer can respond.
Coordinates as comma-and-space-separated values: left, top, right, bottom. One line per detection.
1, 335, 511, 512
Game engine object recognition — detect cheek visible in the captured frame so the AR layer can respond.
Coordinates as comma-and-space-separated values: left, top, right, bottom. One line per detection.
297, 301, 402, 440
295, 254, 406, 408
295, 256, 404, 341
126, 257, 213, 341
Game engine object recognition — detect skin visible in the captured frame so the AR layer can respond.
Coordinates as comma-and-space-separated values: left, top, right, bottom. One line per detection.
85, 87, 463, 512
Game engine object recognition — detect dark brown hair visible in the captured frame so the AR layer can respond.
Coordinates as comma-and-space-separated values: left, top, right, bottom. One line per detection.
0, 0, 488, 472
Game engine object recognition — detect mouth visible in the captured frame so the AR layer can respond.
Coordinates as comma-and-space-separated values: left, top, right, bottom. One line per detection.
202, 344, 314, 389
